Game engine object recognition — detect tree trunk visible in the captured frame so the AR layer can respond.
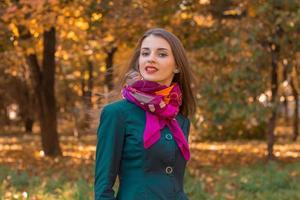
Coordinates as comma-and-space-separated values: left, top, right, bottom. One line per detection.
17, 79, 35, 134
26, 27, 61, 156
267, 106, 277, 160
104, 46, 118, 90
77, 59, 95, 137
291, 77, 299, 141
283, 64, 289, 123
283, 96, 289, 123
3, 107, 10, 125
25, 118, 34, 133
267, 42, 279, 160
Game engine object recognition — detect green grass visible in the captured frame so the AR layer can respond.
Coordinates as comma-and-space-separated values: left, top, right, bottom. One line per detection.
0, 166, 93, 200
204, 161, 300, 200
1, 162, 300, 200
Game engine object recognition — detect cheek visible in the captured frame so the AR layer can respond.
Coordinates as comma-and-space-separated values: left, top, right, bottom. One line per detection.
138, 58, 147, 74
164, 59, 176, 71
138, 57, 145, 68
139, 54, 148, 63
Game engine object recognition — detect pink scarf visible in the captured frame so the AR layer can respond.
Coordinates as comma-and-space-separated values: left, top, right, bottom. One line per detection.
121, 79, 190, 161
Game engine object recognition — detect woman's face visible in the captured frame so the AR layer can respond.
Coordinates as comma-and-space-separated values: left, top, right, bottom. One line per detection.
138, 35, 178, 87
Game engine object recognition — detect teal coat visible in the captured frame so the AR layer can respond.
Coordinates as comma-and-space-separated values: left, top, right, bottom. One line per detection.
94, 99, 190, 200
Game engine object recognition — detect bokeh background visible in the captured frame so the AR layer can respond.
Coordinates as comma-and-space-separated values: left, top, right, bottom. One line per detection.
0, 0, 300, 199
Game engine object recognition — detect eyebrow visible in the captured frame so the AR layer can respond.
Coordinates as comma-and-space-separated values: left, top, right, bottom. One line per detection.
141, 47, 169, 51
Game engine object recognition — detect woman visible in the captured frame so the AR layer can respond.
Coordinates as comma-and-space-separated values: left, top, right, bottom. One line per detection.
94, 28, 197, 200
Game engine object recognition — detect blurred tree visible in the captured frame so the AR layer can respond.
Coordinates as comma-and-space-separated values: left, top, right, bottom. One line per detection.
174, 0, 269, 140
245, 0, 300, 159
0, 8, 36, 133
166, 0, 299, 160
2, 0, 62, 156
0, 0, 299, 161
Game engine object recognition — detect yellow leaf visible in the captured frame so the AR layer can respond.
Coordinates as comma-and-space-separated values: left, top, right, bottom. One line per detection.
104, 34, 114, 42
66, 31, 78, 41
63, 54, 69, 60
33, 31, 39, 38
75, 18, 89, 30
199, 0, 210, 5
100, 65, 106, 72
13, 40, 18, 46
248, 6, 256, 17
180, 12, 191, 20
91, 13, 102, 21
84, 71, 89, 80
74, 10, 81, 17
193, 14, 214, 27
26, 48, 35, 55
73, 71, 81, 77
9, 23, 19, 37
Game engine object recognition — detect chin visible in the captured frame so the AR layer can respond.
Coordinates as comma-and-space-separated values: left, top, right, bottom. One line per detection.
141, 75, 158, 82
144, 78, 160, 83
141, 74, 169, 85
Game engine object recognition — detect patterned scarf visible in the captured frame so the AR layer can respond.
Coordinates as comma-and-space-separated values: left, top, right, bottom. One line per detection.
121, 79, 190, 161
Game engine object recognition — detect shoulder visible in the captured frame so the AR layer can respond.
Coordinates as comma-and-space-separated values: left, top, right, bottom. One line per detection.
176, 112, 190, 125
98, 100, 129, 126
101, 99, 137, 116
102, 99, 128, 112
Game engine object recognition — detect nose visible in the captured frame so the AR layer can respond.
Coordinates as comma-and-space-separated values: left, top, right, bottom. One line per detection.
147, 52, 156, 64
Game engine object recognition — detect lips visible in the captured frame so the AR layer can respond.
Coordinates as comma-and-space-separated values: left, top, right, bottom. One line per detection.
145, 66, 158, 73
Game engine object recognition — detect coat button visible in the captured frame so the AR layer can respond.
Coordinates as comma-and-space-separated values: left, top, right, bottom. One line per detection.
165, 166, 173, 174
165, 133, 173, 140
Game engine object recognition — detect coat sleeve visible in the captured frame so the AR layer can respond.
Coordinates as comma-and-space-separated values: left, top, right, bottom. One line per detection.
94, 105, 126, 200
183, 118, 191, 142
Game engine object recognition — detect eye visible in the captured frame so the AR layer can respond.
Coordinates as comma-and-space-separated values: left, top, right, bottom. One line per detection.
141, 52, 149, 56
158, 53, 168, 57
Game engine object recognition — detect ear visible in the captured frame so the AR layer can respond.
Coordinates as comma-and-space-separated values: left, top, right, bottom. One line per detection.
173, 68, 180, 73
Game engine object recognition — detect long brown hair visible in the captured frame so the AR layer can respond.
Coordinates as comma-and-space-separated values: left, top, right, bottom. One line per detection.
115, 28, 197, 119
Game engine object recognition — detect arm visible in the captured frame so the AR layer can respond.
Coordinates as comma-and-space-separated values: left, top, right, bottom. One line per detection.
184, 118, 191, 142
94, 105, 126, 200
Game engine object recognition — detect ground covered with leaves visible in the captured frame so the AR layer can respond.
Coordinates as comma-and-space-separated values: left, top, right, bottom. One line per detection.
1, 134, 300, 200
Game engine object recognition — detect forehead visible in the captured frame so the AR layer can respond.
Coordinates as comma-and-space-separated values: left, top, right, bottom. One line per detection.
141, 35, 171, 50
